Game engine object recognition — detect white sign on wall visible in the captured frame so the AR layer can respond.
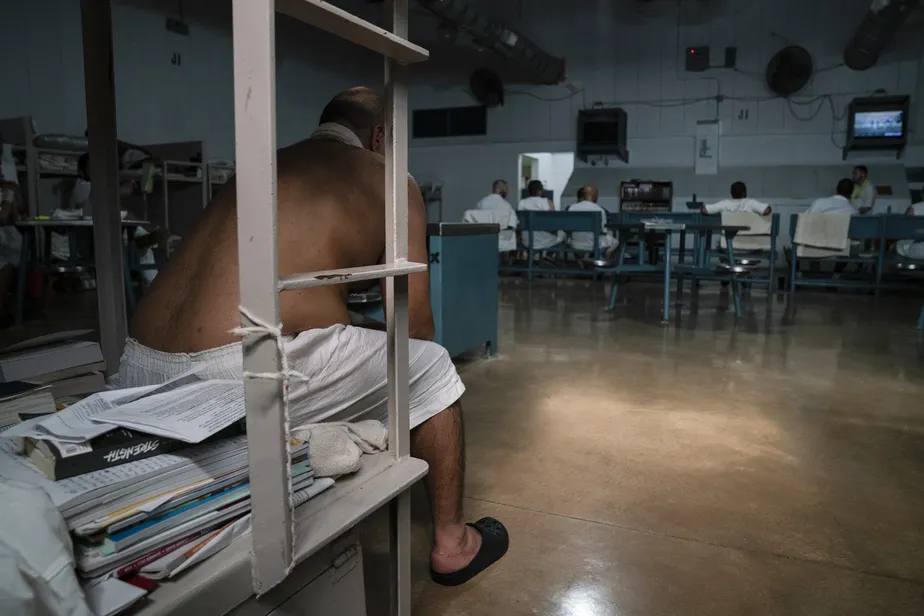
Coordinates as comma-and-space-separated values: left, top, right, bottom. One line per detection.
695, 120, 720, 175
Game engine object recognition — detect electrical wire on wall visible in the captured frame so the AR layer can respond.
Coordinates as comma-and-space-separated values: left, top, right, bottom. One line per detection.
470, 0, 913, 150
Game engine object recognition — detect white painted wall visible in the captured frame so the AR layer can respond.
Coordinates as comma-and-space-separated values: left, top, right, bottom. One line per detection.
409, 0, 924, 219
0, 0, 378, 159
1, 0, 920, 225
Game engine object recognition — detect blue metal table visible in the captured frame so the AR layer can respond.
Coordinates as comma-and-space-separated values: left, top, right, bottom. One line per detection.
598, 221, 750, 323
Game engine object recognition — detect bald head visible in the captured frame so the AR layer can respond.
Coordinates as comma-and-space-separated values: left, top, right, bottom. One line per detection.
580, 184, 599, 203
318, 87, 385, 153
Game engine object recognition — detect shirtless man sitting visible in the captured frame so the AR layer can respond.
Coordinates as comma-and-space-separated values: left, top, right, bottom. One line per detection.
123, 87, 508, 586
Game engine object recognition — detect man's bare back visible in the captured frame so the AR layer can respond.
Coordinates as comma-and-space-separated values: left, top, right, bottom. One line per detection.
130, 138, 431, 353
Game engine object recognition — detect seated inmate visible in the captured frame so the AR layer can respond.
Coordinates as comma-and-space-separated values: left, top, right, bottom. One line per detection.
566, 184, 617, 255
125, 87, 508, 586
806, 179, 857, 214
517, 179, 562, 250
701, 181, 772, 216
896, 201, 924, 260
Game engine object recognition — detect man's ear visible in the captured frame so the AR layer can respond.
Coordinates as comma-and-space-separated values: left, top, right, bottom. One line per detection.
372, 124, 386, 153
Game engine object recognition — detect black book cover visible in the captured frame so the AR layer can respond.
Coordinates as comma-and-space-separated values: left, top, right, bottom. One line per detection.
29, 419, 246, 480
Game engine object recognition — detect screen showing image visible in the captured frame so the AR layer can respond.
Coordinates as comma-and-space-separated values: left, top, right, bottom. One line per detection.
853, 110, 904, 138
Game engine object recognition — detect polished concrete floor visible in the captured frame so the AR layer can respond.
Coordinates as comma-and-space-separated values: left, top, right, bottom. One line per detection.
364, 279, 924, 615
4, 281, 924, 614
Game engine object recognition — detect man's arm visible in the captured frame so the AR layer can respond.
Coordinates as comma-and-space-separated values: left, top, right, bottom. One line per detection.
380, 178, 434, 341
748, 201, 772, 216
853, 183, 875, 214
701, 201, 724, 215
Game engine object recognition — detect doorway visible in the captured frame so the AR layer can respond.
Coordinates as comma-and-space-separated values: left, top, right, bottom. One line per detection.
517, 151, 575, 210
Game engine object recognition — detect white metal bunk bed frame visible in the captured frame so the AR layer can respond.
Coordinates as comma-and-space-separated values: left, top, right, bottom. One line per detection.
81, 0, 429, 612
0, 115, 229, 227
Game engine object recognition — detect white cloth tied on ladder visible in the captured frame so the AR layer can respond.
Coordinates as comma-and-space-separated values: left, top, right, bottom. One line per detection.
229, 305, 305, 574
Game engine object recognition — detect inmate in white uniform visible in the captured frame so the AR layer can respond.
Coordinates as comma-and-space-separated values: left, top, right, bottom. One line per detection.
806, 195, 857, 215
566, 200, 617, 253
702, 197, 769, 215
518, 195, 564, 250
896, 202, 924, 260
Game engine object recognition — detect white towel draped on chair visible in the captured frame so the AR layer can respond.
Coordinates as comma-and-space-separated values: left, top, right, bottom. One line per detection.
793, 213, 851, 258
462, 208, 518, 252
719, 211, 773, 251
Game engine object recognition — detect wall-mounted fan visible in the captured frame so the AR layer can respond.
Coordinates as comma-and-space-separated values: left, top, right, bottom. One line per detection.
765, 45, 814, 97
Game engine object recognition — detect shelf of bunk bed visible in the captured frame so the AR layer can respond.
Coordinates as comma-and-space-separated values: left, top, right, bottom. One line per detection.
293, 454, 428, 562
129, 453, 426, 616
278, 261, 428, 291
276, 0, 428, 64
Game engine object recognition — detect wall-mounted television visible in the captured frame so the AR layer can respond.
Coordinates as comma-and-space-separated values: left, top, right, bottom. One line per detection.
844, 95, 910, 159
577, 108, 629, 164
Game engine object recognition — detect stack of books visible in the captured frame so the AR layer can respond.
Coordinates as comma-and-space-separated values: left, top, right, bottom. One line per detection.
0, 374, 336, 610
0, 330, 106, 402
0, 381, 57, 431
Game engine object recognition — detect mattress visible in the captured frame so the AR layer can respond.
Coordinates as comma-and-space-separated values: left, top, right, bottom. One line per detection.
38, 151, 79, 174
33, 133, 89, 152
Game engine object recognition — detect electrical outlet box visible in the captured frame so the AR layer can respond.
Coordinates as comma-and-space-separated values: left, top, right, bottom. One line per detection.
166, 17, 189, 36
724, 47, 737, 69
685, 46, 710, 72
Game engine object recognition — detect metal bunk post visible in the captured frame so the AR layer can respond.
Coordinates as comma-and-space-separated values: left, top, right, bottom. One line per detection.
230, 0, 429, 607
384, 2, 412, 611
230, 0, 291, 594
81, 0, 128, 373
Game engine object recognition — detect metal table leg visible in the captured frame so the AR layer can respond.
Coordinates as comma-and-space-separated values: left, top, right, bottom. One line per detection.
607, 242, 628, 310
124, 228, 137, 316
662, 232, 672, 323
725, 235, 742, 318
14, 230, 32, 326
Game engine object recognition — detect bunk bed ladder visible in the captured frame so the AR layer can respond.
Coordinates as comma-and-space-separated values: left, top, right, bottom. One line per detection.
230, 0, 429, 612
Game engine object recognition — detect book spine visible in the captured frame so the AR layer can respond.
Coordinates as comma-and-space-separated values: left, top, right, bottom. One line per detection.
53, 437, 188, 480
113, 532, 204, 578
52, 423, 247, 480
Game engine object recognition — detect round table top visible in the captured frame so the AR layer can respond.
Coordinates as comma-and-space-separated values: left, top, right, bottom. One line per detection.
606, 221, 750, 233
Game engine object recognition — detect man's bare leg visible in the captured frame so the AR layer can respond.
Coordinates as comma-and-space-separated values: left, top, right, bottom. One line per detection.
410, 400, 483, 574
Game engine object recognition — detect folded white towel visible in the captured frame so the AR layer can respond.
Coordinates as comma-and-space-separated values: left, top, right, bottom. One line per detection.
793, 213, 851, 257
719, 211, 773, 251
310, 122, 364, 149
291, 420, 388, 478
310, 122, 415, 184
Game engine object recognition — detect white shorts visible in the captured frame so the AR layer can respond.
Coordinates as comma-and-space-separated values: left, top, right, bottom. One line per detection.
117, 325, 465, 430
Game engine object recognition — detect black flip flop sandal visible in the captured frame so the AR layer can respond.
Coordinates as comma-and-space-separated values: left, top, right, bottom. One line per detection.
430, 517, 509, 587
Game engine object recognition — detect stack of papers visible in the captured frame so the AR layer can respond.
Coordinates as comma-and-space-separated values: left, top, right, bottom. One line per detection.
5, 373, 245, 445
